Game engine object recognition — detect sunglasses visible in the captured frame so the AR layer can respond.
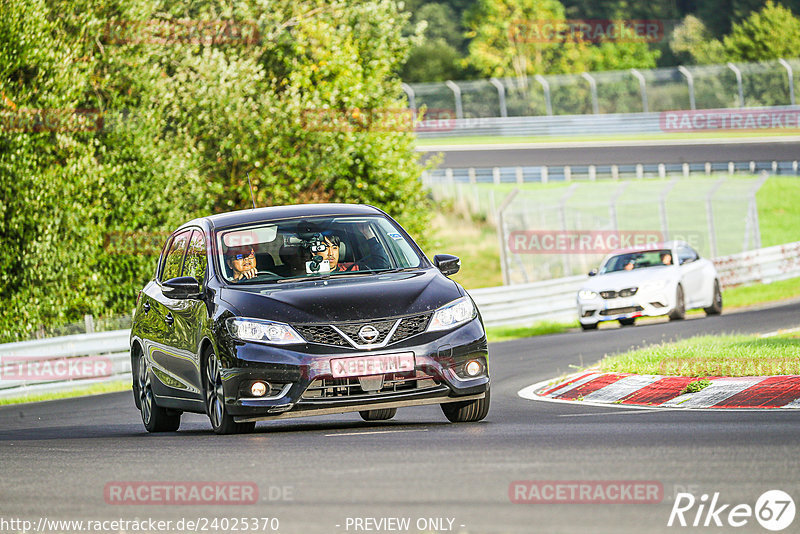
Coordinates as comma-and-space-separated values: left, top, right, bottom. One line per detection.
232, 251, 254, 260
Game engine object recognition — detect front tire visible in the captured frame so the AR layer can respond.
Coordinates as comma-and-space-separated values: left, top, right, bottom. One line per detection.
669, 284, 686, 321
580, 322, 598, 331
704, 280, 722, 315
619, 318, 636, 326
359, 408, 397, 421
204, 348, 256, 435
137, 351, 181, 433
441, 389, 490, 423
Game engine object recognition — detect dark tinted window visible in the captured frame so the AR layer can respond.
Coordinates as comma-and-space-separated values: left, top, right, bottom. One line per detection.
182, 230, 207, 285
677, 246, 698, 264
161, 230, 191, 281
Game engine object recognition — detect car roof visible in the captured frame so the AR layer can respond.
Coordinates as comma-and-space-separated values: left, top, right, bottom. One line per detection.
180, 203, 384, 231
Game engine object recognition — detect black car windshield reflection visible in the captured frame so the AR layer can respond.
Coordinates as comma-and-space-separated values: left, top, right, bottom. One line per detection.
216, 215, 423, 285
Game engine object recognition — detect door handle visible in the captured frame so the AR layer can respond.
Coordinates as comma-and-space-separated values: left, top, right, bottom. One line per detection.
142, 302, 151, 314
165, 313, 174, 326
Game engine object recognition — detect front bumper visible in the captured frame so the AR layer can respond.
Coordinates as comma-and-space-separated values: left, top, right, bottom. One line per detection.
577, 287, 675, 324
216, 317, 489, 421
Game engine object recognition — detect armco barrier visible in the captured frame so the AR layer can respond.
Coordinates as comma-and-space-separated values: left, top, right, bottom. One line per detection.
1, 241, 798, 398
0, 329, 130, 399
414, 106, 800, 139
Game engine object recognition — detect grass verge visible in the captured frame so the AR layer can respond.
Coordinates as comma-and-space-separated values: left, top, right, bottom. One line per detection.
0, 380, 129, 406
485, 320, 578, 343
723, 276, 800, 308
598, 332, 800, 377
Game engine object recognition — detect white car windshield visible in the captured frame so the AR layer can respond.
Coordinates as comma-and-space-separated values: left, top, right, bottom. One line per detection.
600, 249, 673, 273
216, 215, 423, 284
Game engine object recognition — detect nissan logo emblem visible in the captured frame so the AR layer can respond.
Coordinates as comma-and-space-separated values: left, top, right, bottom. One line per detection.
358, 325, 380, 343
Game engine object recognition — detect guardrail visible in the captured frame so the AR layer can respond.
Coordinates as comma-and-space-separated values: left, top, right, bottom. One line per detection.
1, 241, 799, 399
0, 330, 130, 399
414, 106, 800, 139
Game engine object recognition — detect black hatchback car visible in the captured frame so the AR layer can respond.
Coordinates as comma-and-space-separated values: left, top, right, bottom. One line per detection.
130, 204, 490, 433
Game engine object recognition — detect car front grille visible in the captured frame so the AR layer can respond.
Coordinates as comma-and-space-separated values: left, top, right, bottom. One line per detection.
599, 305, 644, 316
293, 325, 349, 347
301, 371, 439, 400
600, 287, 638, 299
294, 312, 432, 348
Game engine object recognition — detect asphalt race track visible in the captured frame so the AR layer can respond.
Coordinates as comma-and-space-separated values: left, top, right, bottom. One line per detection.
2, 301, 800, 534
417, 137, 800, 168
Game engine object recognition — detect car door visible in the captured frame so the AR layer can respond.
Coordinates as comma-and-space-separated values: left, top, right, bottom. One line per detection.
167, 229, 209, 400
677, 245, 705, 307
149, 229, 192, 397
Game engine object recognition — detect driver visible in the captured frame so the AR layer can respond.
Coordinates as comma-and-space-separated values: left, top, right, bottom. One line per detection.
225, 245, 258, 282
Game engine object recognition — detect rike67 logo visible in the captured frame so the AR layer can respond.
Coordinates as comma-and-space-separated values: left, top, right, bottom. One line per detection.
668, 490, 795, 531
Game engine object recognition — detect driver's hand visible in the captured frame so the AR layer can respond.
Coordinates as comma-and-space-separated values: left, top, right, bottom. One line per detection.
234, 267, 258, 281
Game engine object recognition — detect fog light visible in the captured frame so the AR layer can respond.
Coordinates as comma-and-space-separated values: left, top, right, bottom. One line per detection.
250, 381, 269, 397
465, 360, 483, 377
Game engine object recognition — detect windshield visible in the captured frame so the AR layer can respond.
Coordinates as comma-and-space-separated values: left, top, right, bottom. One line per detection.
215, 215, 424, 284
600, 249, 673, 274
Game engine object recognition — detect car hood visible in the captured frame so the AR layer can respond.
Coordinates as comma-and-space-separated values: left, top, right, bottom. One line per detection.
581, 266, 677, 291
219, 269, 462, 324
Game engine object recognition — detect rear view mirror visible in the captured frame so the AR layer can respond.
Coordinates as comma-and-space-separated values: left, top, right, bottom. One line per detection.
588, 269, 598, 276
162, 276, 202, 299
434, 254, 461, 276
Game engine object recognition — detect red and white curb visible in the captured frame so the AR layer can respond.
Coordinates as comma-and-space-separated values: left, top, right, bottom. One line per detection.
519, 372, 800, 409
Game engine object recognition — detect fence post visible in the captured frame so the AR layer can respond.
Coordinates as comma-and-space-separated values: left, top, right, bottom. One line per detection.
630, 69, 648, 113
609, 182, 631, 232
678, 66, 696, 110
445, 80, 464, 119
706, 178, 726, 258
84, 314, 95, 334
489, 78, 508, 118
747, 172, 769, 250
534, 75, 553, 116
498, 189, 520, 286
401, 83, 416, 111
727, 63, 745, 108
659, 179, 678, 241
581, 72, 599, 114
778, 59, 796, 106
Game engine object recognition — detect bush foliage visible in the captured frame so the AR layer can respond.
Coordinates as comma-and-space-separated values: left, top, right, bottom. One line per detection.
0, 0, 428, 341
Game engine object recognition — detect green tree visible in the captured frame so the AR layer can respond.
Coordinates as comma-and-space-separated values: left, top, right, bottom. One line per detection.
723, 0, 800, 60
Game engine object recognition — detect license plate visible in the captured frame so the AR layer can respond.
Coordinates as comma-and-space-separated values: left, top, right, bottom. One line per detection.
330, 353, 415, 378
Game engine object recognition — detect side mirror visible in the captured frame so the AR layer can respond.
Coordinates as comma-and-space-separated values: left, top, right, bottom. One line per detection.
588, 269, 598, 277
434, 254, 461, 276
162, 276, 202, 299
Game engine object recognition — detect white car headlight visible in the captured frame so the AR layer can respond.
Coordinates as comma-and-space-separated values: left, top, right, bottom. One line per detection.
227, 318, 305, 345
578, 289, 598, 300
427, 296, 477, 333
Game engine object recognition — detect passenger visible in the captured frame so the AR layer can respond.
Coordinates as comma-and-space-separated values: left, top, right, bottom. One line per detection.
623, 259, 635, 271
320, 234, 359, 272
660, 252, 673, 265
225, 245, 258, 282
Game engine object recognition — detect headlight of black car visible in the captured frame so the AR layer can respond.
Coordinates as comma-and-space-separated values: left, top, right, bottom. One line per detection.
226, 318, 306, 345
426, 296, 477, 333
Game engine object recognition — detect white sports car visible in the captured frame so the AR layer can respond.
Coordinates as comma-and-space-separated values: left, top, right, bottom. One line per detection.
576, 241, 722, 330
